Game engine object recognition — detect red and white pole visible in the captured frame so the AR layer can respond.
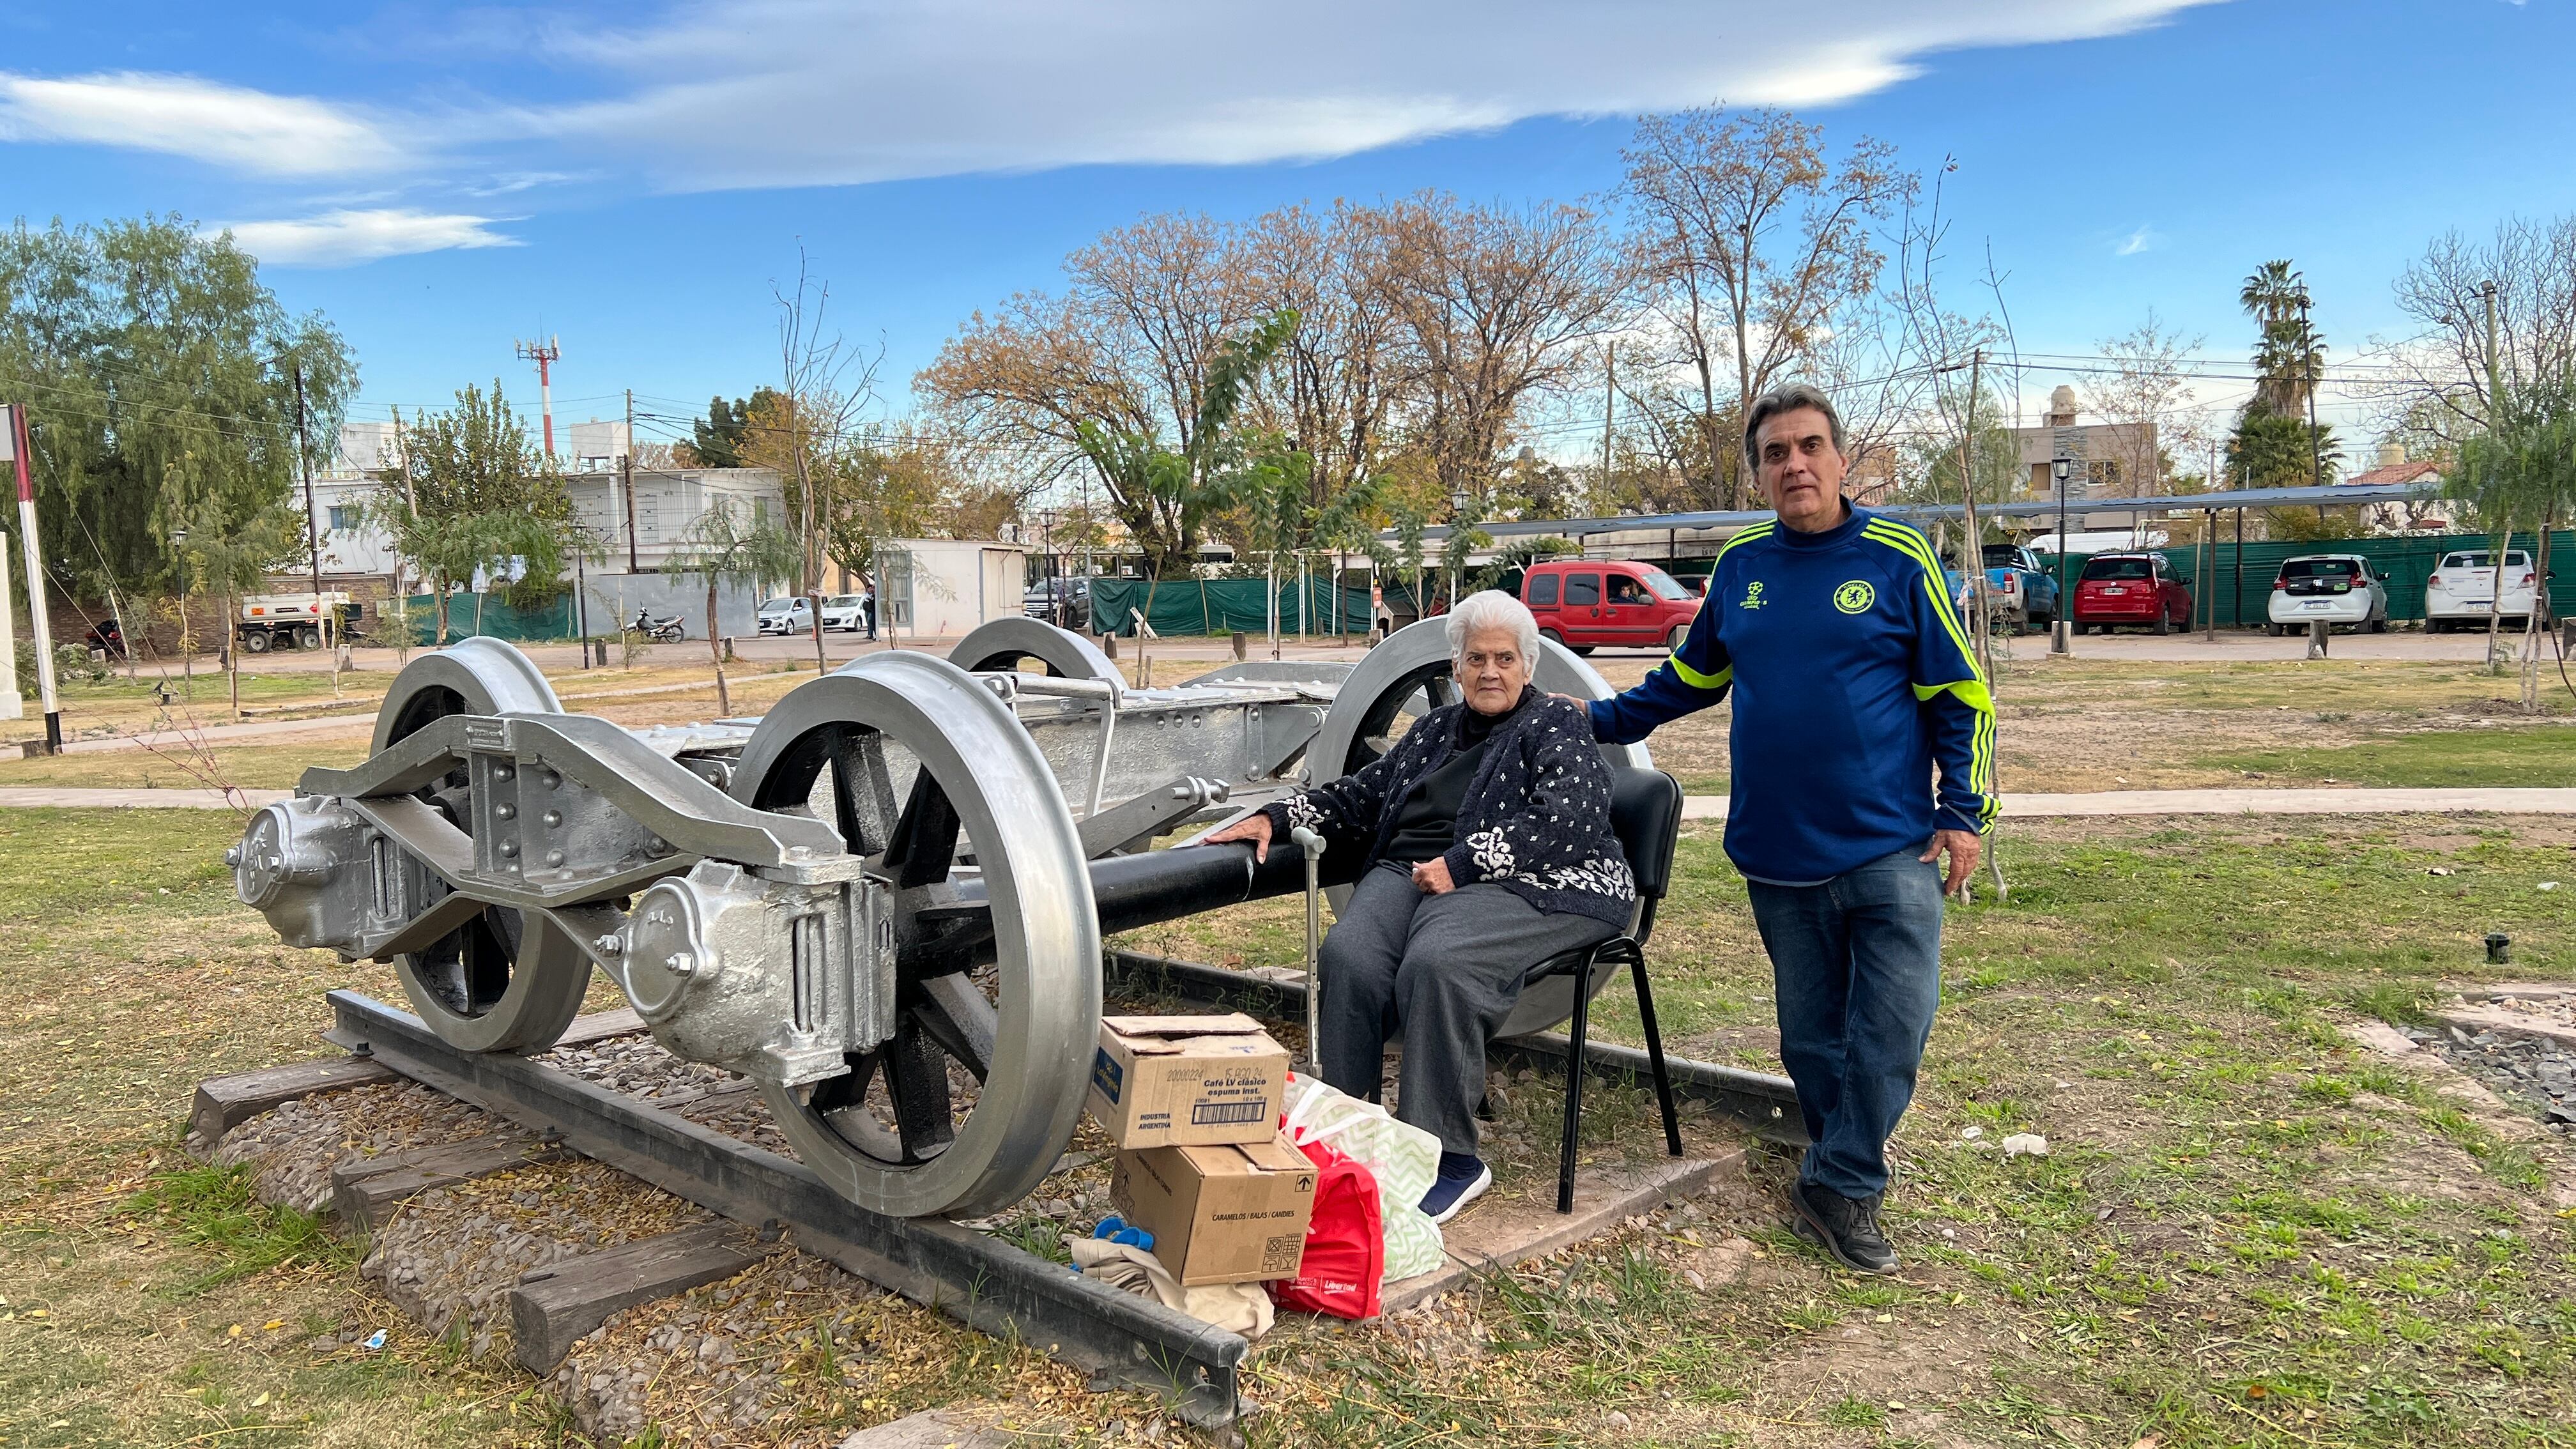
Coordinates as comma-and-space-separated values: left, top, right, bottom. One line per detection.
4, 404, 62, 752
538, 347, 555, 461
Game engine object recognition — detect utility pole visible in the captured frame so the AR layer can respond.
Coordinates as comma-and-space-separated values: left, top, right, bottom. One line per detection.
2050, 457, 2073, 657
2297, 290, 2323, 489
622, 388, 641, 573
293, 361, 337, 693
616, 389, 635, 574
516, 336, 562, 461
5, 404, 61, 751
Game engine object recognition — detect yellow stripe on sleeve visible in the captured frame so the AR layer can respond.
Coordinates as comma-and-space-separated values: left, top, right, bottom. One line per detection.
1666, 654, 1732, 691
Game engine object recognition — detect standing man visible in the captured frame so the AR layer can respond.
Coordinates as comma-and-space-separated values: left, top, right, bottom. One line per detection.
1587, 382, 1997, 1274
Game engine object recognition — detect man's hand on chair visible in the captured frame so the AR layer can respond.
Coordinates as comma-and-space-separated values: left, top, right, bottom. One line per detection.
1411, 857, 1455, 894
1207, 813, 1273, 862
1920, 828, 1981, 897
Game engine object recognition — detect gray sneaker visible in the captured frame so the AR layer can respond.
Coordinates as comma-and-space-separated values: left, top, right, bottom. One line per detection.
1788, 1181, 1897, 1273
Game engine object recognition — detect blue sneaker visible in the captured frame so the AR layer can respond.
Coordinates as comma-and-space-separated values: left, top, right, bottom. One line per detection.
1418, 1153, 1491, 1225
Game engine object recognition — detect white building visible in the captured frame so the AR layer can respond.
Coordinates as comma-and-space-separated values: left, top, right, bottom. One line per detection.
876, 539, 1031, 638
303, 411, 784, 583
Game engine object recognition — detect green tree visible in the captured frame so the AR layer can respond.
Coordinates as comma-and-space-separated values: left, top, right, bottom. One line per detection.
2447, 372, 2576, 682
2228, 411, 2340, 490
687, 390, 778, 470
671, 501, 800, 714
0, 215, 355, 599
1074, 309, 1301, 577
374, 381, 573, 643
172, 491, 307, 717
2239, 260, 2324, 418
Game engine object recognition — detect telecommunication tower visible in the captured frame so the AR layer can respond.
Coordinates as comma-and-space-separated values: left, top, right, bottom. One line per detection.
515, 335, 562, 461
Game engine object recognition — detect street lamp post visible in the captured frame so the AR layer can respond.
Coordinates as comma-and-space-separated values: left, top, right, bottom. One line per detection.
172, 526, 190, 687
2050, 458, 2074, 657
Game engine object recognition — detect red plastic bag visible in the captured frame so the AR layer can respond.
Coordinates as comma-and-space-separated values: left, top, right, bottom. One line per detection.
1268, 1133, 1384, 1320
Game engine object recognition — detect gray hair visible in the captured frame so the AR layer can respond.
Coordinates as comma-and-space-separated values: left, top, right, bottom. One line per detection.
1742, 382, 1848, 473
1447, 589, 1541, 664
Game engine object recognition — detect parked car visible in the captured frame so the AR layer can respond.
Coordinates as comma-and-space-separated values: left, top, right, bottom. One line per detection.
2266, 554, 2389, 636
755, 596, 814, 636
1943, 542, 2061, 635
2424, 548, 2543, 631
1519, 559, 1701, 655
1023, 577, 1091, 630
820, 594, 869, 632
2071, 553, 2193, 635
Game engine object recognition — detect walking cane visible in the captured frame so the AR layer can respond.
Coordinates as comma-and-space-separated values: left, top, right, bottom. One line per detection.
1291, 826, 1327, 1076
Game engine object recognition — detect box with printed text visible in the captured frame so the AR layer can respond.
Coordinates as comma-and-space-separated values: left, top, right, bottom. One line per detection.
1085, 1013, 1289, 1149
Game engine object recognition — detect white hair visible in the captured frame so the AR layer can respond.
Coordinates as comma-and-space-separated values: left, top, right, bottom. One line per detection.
1446, 589, 1541, 664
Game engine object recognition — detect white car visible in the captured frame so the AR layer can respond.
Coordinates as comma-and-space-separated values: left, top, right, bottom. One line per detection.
2267, 555, 2389, 635
820, 594, 868, 632
756, 596, 814, 636
2425, 549, 2542, 631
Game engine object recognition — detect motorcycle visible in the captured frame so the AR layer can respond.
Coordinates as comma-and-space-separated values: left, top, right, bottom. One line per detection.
84, 617, 129, 659
627, 611, 686, 643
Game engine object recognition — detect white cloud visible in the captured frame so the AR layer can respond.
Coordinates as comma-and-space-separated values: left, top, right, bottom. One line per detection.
0, 71, 406, 177
525, 0, 2228, 190
212, 209, 519, 266
2115, 225, 2163, 256
1, 1, 2229, 198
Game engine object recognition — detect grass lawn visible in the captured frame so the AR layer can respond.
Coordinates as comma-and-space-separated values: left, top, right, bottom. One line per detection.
2199, 726, 2576, 789
1140, 815, 2576, 1446
0, 739, 373, 792
5, 808, 2574, 1448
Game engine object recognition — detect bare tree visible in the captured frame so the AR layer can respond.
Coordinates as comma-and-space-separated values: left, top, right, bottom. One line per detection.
1243, 202, 1400, 525
919, 215, 1261, 569
2379, 216, 2576, 448
770, 249, 884, 672
1620, 105, 1914, 507
2088, 311, 2211, 494
1368, 193, 1621, 522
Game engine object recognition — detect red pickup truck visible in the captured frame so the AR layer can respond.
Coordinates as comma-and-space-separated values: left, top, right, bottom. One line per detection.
1519, 560, 1701, 654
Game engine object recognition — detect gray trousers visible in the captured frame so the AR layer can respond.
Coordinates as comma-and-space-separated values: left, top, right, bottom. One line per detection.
1318, 862, 1619, 1156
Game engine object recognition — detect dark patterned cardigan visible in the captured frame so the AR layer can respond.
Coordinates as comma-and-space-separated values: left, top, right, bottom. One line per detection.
1258, 686, 1636, 928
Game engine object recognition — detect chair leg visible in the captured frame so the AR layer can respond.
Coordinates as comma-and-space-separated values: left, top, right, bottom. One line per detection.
1629, 946, 1683, 1158
1556, 951, 1595, 1215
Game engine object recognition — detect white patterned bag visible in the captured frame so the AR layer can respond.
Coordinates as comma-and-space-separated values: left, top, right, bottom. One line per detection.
1280, 1073, 1447, 1284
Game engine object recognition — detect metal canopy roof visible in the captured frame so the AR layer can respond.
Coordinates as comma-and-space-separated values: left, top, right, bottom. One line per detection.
1409, 480, 2443, 543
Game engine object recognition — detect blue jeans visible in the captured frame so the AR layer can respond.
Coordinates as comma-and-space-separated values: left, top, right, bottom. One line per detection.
1745, 847, 1945, 1199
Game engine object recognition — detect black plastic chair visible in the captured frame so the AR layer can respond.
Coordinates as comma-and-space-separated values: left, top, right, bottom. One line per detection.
1510, 765, 1685, 1214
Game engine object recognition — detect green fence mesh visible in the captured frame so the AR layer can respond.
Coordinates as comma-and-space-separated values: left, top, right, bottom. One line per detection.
386, 592, 585, 645
1088, 578, 1382, 636
2032, 530, 2572, 629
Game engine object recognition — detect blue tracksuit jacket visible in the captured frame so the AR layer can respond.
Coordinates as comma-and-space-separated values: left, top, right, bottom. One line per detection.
1588, 503, 1998, 885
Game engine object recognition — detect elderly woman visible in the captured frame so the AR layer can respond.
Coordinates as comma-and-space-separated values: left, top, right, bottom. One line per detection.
1208, 590, 1634, 1222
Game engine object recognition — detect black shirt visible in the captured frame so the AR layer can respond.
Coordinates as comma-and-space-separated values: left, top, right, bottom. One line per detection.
1381, 696, 1517, 862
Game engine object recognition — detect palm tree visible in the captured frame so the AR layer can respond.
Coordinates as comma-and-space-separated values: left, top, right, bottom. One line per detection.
2240, 261, 2321, 417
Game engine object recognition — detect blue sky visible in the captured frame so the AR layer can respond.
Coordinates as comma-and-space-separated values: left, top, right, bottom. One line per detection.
6, 0, 2574, 457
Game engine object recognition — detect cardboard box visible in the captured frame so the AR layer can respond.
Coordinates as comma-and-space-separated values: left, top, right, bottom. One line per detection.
1110, 1131, 1316, 1285
1086, 1014, 1289, 1149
